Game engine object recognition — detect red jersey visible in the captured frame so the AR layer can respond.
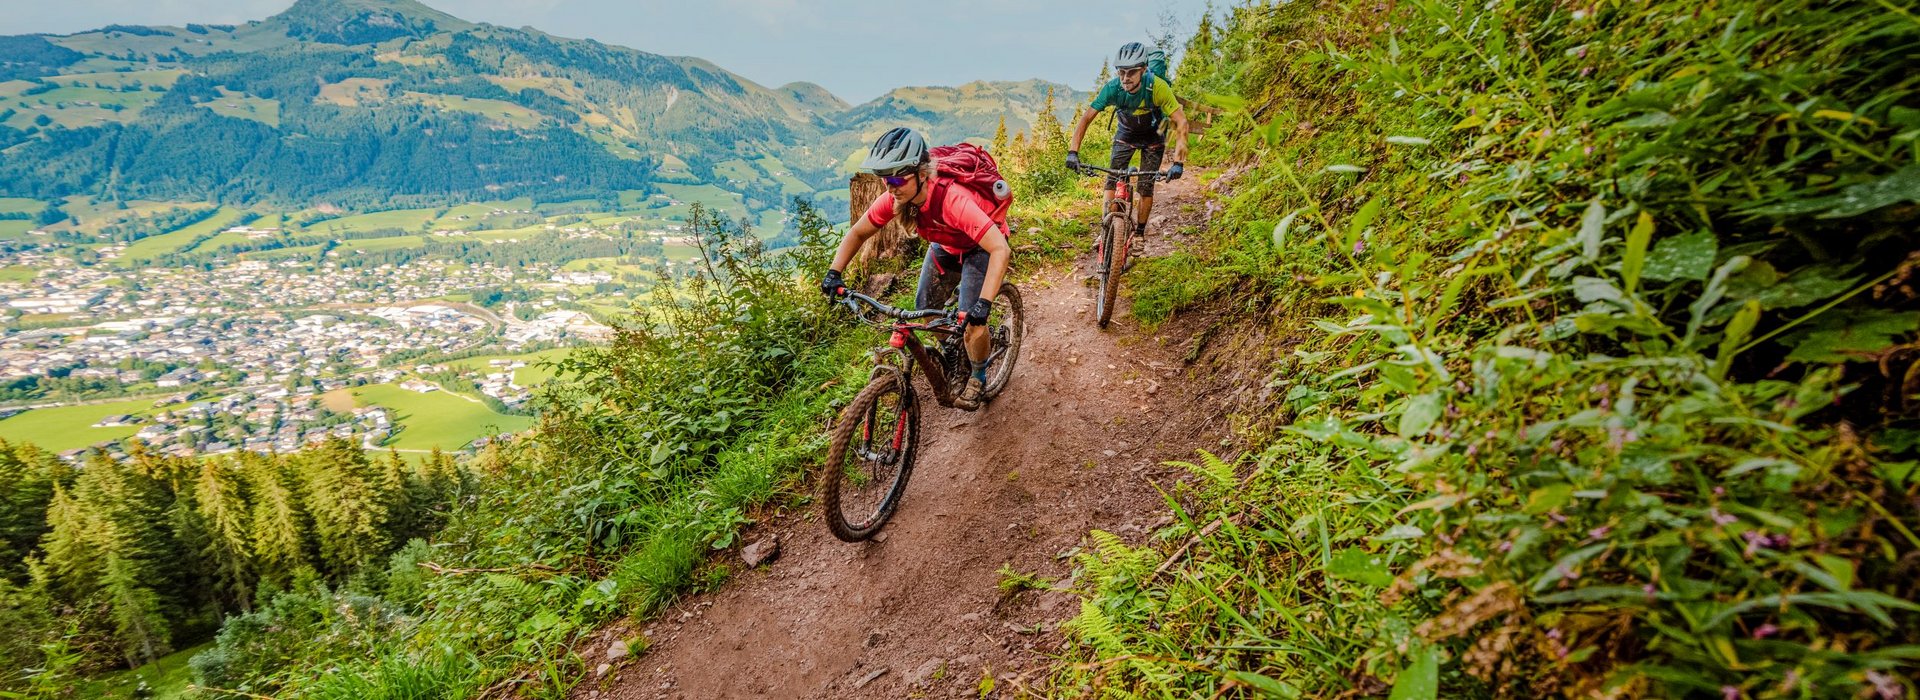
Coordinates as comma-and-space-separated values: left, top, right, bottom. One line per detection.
863, 178, 1007, 255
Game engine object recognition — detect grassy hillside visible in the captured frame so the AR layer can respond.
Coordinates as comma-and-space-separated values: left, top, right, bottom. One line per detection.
1051, 1, 1920, 698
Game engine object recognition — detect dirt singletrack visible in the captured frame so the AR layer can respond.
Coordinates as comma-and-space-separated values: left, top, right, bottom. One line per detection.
575, 176, 1226, 700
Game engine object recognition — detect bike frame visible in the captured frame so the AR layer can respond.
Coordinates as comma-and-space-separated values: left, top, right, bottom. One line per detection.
840, 291, 976, 409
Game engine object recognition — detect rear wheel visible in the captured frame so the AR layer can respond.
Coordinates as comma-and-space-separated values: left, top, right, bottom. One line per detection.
820, 374, 919, 542
981, 282, 1024, 400
1096, 216, 1130, 329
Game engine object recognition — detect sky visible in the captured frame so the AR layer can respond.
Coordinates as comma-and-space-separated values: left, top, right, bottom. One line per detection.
1, 0, 1214, 103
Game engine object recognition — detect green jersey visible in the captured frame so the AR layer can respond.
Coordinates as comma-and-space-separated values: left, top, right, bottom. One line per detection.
1089, 76, 1177, 145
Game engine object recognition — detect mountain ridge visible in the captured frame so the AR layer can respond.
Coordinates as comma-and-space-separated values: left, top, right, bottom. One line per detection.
0, 0, 1086, 215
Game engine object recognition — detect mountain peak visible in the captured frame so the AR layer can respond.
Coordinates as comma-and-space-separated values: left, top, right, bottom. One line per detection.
263, 0, 473, 45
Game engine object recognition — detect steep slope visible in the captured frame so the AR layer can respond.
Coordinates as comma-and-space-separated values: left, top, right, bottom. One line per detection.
575, 178, 1218, 700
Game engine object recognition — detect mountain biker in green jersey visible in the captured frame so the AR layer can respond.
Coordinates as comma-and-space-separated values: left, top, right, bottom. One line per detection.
822, 127, 1014, 403
1067, 41, 1189, 254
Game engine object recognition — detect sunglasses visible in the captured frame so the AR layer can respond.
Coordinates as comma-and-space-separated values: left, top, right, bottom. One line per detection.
881, 173, 914, 187
1119, 67, 1146, 78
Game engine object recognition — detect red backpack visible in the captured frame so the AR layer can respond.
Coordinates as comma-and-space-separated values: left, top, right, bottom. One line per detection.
930, 143, 1013, 231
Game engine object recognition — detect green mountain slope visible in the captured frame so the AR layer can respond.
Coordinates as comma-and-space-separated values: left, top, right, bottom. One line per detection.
0, 0, 1086, 214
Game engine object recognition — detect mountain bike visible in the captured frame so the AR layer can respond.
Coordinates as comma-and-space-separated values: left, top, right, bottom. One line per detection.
1073, 165, 1169, 328
819, 285, 1024, 542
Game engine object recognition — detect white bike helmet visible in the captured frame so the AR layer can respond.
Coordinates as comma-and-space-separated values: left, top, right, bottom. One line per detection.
860, 127, 929, 176
1114, 42, 1150, 70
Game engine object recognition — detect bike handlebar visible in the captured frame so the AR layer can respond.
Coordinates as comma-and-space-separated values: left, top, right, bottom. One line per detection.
1073, 164, 1171, 181
837, 290, 953, 324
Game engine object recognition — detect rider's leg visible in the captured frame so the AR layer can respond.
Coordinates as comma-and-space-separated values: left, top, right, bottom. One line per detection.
1133, 143, 1166, 242
914, 246, 960, 312
955, 249, 992, 400
956, 249, 991, 364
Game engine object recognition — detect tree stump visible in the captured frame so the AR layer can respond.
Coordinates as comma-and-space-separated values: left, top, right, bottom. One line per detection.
848, 173, 918, 270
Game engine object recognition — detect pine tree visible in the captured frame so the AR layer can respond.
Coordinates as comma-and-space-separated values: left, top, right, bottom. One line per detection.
194, 459, 254, 612
0, 442, 65, 583
44, 454, 179, 665
244, 453, 310, 585
1035, 87, 1068, 154
990, 116, 1009, 155
300, 438, 390, 577
101, 553, 170, 667
1094, 59, 1112, 89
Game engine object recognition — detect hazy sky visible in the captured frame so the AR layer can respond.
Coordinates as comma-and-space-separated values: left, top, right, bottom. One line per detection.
1, 0, 1212, 103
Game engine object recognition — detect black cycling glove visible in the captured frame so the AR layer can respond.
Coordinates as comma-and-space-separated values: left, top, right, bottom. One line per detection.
1064, 151, 1081, 172
1167, 162, 1184, 181
965, 297, 993, 326
820, 269, 845, 298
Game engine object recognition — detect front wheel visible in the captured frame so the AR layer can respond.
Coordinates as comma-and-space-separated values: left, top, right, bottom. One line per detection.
820, 374, 920, 542
1096, 216, 1130, 329
981, 282, 1024, 400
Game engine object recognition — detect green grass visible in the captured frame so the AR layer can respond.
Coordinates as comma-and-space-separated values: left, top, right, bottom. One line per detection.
752, 155, 813, 197
405, 92, 543, 128
351, 383, 535, 451
655, 184, 749, 221
442, 349, 576, 386
713, 159, 759, 183
44, 69, 185, 90
335, 235, 428, 253
0, 265, 35, 282
0, 221, 34, 241
2, 85, 158, 128
198, 87, 280, 127
118, 208, 244, 264
0, 397, 164, 453
0, 197, 44, 214
77, 641, 208, 700
303, 207, 440, 234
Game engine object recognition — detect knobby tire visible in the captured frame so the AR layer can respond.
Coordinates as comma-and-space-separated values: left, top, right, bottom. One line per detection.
1097, 216, 1129, 329
821, 374, 920, 542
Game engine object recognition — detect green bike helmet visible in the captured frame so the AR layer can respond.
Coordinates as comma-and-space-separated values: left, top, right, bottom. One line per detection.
860, 127, 929, 176
1114, 42, 1150, 70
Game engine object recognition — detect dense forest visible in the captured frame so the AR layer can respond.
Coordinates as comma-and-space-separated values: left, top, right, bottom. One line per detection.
0, 437, 470, 689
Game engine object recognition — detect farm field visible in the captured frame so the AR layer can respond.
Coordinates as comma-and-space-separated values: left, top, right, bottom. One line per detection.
351, 382, 534, 451
302, 207, 439, 234
117, 208, 245, 264
443, 348, 576, 386
0, 221, 33, 241
0, 397, 163, 453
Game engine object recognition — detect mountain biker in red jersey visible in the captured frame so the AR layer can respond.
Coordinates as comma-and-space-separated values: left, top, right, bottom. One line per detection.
821, 127, 1013, 403
1067, 41, 1189, 255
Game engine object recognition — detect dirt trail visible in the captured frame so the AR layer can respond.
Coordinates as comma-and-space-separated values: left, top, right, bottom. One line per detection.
576, 178, 1224, 700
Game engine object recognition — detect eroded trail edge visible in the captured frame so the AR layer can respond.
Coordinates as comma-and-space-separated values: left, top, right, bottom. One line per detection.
578, 178, 1222, 700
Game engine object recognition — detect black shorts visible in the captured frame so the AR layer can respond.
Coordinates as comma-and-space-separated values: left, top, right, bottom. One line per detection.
1106, 139, 1166, 198
915, 245, 988, 313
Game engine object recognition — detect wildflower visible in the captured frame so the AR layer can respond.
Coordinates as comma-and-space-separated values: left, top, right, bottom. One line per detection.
1722, 686, 1740, 700
1497, 540, 1513, 552
1865, 671, 1900, 699
1642, 583, 1657, 600
1752, 623, 1778, 639
1586, 525, 1611, 540
1583, 145, 1593, 156
1353, 239, 1366, 255
1708, 508, 1736, 526
1548, 511, 1568, 524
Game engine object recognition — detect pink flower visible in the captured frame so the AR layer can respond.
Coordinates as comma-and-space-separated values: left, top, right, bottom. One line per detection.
1708, 508, 1737, 526
1722, 686, 1741, 700
1752, 623, 1778, 639
1587, 525, 1611, 540
1353, 240, 1366, 255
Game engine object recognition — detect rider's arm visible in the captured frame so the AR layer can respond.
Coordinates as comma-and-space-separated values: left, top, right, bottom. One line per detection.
976, 227, 1011, 304
829, 193, 894, 272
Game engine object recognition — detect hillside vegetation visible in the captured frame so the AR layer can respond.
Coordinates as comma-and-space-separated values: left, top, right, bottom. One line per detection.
1053, 1, 1919, 698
